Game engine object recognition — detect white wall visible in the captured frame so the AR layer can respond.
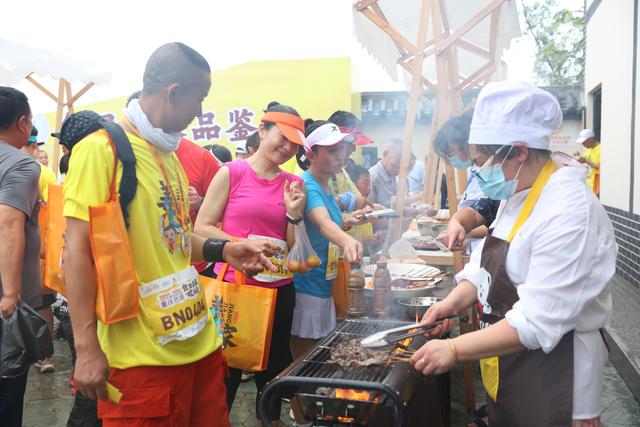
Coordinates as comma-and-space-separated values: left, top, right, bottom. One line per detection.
634, 0, 640, 215
360, 122, 433, 163
585, 0, 635, 211
550, 118, 584, 155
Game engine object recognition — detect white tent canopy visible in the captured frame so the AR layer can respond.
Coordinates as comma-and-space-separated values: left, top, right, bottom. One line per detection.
353, 0, 520, 88
0, 38, 111, 173
0, 38, 111, 86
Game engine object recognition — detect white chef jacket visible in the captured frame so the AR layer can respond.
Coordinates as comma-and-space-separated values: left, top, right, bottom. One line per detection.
456, 153, 617, 419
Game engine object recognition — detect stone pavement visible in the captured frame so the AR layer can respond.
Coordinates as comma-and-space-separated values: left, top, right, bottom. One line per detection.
606, 275, 640, 402
23, 339, 640, 427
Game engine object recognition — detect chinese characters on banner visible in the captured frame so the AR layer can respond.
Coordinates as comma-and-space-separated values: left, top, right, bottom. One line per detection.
191, 111, 221, 141
190, 107, 258, 143
226, 108, 258, 141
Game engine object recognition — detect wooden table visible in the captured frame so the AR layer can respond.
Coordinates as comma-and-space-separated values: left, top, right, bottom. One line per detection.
402, 229, 455, 266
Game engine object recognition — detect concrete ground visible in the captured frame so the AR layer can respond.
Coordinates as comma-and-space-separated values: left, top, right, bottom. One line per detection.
23, 338, 640, 427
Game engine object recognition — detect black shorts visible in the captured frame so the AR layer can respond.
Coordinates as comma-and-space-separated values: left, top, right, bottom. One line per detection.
34, 292, 56, 310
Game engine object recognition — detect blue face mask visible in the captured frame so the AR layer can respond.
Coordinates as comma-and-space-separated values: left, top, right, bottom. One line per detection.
447, 155, 472, 169
473, 146, 524, 200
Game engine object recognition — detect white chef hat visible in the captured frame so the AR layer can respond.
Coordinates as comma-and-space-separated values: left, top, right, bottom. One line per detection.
469, 81, 563, 150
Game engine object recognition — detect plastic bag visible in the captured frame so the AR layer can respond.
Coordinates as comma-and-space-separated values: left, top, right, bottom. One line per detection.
286, 221, 320, 274
0, 302, 54, 377
388, 238, 419, 260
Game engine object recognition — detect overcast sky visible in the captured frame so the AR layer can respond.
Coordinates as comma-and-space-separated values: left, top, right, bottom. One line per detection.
3, 0, 584, 114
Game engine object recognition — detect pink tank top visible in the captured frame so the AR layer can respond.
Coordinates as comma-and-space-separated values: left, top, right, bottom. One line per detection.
214, 160, 302, 287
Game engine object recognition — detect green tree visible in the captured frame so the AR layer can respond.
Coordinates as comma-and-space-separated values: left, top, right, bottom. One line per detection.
522, 0, 585, 86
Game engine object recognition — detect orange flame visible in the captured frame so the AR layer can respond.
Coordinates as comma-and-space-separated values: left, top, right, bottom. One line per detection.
335, 388, 373, 401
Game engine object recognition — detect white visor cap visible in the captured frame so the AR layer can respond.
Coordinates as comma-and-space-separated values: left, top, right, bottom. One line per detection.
304, 123, 354, 151
469, 81, 563, 150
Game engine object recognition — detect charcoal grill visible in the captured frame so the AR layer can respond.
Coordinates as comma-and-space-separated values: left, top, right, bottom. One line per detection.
258, 318, 448, 427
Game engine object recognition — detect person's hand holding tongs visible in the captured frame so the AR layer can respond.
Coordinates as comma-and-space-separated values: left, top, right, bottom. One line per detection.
360, 301, 468, 349
407, 300, 470, 375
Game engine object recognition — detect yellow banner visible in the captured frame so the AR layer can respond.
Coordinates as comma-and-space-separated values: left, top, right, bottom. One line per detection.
44, 57, 353, 173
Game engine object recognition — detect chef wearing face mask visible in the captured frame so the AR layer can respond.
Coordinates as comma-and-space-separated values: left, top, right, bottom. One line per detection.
410, 81, 617, 427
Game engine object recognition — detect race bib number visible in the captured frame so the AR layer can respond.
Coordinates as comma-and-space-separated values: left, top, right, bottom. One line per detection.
248, 235, 292, 282
139, 266, 209, 345
326, 242, 342, 281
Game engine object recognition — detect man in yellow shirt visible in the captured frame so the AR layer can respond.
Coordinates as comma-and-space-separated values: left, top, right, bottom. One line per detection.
63, 43, 275, 426
24, 127, 57, 202
576, 129, 601, 197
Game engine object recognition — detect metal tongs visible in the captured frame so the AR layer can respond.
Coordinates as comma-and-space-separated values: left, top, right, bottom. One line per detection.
360, 315, 468, 349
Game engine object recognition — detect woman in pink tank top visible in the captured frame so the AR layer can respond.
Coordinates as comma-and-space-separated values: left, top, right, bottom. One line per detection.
194, 102, 306, 423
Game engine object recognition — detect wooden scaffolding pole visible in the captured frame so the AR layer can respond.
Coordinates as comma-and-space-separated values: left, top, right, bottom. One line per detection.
355, 0, 510, 413
391, 0, 431, 241
52, 79, 65, 175
25, 75, 96, 174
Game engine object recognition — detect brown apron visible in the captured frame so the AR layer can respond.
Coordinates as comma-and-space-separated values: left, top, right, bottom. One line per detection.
478, 232, 574, 427
476, 160, 573, 426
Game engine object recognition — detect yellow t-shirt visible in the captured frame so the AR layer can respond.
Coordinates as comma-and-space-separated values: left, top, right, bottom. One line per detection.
583, 144, 601, 190
328, 169, 374, 242
63, 130, 221, 369
329, 168, 361, 197
39, 163, 57, 203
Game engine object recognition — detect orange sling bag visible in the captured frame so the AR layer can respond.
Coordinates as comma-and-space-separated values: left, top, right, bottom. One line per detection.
88, 141, 139, 324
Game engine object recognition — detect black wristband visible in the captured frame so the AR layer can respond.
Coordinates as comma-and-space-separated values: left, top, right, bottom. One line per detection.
202, 238, 229, 263
286, 213, 303, 225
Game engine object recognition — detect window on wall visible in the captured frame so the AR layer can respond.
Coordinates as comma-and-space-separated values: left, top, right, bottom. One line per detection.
592, 87, 602, 140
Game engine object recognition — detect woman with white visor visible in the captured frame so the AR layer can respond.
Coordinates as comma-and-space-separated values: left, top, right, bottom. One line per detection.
290, 120, 364, 358
410, 81, 617, 427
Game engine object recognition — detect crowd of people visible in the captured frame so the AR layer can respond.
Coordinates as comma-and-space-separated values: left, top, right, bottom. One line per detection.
0, 42, 612, 427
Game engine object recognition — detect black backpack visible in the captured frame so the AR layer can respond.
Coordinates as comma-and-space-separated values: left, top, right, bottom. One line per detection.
59, 111, 137, 227
102, 121, 137, 228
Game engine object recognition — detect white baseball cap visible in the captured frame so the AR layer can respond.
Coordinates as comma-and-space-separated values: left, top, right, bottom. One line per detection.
469, 81, 563, 150
304, 123, 355, 151
576, 129, 596, 144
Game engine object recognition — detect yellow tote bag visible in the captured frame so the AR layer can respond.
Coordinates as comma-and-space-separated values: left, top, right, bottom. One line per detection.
43, 184, 66, 295
200, 266, 277, 372
88, 143, 139, 325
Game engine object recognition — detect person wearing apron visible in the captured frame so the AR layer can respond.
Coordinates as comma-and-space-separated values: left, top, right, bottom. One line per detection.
410, 82, 616, 427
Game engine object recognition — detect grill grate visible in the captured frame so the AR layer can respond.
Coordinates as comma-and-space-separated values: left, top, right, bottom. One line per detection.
287, 318, 412, 383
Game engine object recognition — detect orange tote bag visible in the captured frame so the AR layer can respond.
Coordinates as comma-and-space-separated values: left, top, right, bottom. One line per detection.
200, 266, 277, 372
88, 143, 139, 324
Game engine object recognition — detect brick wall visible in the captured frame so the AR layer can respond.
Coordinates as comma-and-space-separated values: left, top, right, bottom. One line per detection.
605, 206, 640, 287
